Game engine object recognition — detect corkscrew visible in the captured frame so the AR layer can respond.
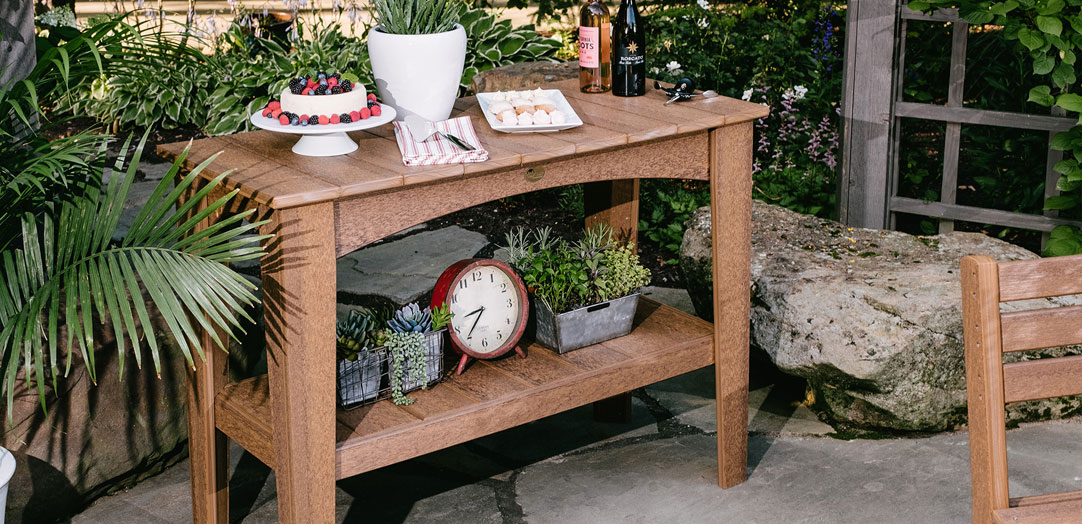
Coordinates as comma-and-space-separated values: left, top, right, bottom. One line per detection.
655, 78, 718, 105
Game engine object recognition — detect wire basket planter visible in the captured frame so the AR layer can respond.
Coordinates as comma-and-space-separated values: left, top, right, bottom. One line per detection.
337, 328, 447, 409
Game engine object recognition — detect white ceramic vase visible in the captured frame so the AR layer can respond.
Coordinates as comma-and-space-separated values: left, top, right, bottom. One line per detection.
0, 447, 14, 524
367, 24, 467, 122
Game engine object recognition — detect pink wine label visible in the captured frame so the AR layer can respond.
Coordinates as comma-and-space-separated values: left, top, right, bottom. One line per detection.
579, 26, 600, 68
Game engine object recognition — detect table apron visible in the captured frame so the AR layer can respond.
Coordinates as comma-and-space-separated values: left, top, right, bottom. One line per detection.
333, 131, 710, 257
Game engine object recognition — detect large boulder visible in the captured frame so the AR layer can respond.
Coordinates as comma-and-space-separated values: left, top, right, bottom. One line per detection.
681, 201, 1082, 433
1, 333, 189, 524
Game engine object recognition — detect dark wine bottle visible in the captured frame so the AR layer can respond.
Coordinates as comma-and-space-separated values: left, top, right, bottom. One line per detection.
612, 0, 645, 97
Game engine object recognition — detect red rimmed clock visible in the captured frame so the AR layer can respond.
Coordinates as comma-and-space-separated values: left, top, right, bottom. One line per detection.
432, 259, 529, 375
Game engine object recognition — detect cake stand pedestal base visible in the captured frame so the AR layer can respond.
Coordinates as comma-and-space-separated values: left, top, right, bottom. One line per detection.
292, 132, 358, 157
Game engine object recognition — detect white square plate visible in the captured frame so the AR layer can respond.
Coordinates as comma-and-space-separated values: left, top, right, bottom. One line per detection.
476, 90, 584, 133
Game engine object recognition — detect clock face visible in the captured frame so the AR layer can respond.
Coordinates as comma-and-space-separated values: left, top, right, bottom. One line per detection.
446, 264, 524, 356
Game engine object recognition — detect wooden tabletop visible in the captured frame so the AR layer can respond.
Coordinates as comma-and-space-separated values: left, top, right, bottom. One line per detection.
157, 78, 768, 209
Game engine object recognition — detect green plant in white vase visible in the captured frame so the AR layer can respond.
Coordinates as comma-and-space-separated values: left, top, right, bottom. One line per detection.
367, 0, 468, 122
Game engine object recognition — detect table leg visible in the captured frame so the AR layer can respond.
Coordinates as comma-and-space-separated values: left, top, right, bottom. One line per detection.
261, 202, 338, 523
709, 123, 753, 488
583, 180, 640, 244
186, 191, 231, 524
584, 180, 640, 424
187, 328, 230, 523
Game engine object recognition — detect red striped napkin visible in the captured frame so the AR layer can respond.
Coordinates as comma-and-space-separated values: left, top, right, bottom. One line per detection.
392, 116, 489, 166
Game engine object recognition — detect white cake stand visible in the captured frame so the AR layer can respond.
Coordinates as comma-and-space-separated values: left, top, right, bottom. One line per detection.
248, 105, 398, 157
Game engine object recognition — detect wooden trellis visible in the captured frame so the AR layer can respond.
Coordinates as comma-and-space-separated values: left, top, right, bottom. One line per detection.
838, 0, 1081, 237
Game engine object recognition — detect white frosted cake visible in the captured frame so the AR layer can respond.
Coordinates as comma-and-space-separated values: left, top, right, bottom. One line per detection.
261, 71, 384, 126
280, 86, 366, 117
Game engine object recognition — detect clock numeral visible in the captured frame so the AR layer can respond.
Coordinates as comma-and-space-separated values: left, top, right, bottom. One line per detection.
481, 338, 489, 348
500, 283, 507, 292
506, 317, 512, 325
506, 298, 513, 308
454, 326, 461, 334
472, 270, 483, 282
458, 279, 468, 290
490, 273, 495, 282
497, 332, 503, 340
451, 293, 459, 304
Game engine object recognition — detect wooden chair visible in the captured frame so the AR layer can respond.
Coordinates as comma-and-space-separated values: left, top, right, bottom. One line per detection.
961, 254, 1082, 524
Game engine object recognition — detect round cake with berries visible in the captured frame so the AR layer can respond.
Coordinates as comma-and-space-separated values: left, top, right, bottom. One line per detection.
280, 72, 366, 118
261, 71, 385, 127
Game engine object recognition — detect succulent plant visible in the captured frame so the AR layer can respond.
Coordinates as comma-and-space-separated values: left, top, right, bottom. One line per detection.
337, 310, 376, 360
388, 302, 433, 333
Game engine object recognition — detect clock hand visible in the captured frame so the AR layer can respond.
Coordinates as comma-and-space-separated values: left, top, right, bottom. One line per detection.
463, 307, 483, 318
467, 306, 485, 339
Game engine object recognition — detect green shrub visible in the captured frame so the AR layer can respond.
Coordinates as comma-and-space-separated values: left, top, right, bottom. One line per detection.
632, 2, 843, 258
68, 10, 558, 135
638, 180, 710, 264
459, 8, 562, 92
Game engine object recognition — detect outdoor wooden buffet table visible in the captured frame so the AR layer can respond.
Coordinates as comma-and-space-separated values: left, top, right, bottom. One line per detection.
159, 78, 768, 524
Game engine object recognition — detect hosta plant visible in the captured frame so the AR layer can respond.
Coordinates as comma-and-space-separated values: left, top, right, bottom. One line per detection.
459, 8, 562, 92
0, 134, 267, 421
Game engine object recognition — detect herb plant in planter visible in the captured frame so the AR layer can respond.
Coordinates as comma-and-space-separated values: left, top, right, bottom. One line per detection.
367, 0, 467, 121
503, 225, 651, 353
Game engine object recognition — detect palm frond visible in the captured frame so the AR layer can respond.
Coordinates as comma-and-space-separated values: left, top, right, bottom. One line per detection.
0, 132, 269, 423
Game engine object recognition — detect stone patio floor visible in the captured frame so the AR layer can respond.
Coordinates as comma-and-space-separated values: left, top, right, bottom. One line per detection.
73, 218, 1082, 523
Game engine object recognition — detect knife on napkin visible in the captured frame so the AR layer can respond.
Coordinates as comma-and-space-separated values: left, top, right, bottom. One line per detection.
404, 114, 476, 151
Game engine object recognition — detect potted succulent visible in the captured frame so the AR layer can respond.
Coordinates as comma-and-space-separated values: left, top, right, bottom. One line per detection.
367, 0, 467, 121
337, 309, 390, 406
336, 303, 453, 407
503, 225, 651, 353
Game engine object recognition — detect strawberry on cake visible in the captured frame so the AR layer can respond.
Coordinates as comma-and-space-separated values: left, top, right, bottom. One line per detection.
261, 71, 383, 126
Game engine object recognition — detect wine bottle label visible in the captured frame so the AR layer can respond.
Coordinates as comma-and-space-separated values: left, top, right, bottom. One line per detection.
616, 43, 644, 66
579, 26, 600, 68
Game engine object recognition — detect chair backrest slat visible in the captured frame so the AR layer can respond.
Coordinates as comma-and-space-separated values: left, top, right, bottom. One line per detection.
1000, 305, 1082, 353
1002, 355, 1082, 403
999, 256, 1082, 301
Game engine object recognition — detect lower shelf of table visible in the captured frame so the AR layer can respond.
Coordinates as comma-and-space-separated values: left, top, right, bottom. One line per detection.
213, 298, 715, 480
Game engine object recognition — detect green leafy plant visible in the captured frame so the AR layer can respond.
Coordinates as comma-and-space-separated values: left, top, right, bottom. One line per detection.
385, 331, 427, 405
371, 0, 466, 35
458, 8, 562, 91
637, 180, 711, 264
68, 11, 556, 134
56, 17, 211, 131
503, 225, 651, 314
907, 0, 1082, 254
0, 135, 268, 419
431, 303, 454, 330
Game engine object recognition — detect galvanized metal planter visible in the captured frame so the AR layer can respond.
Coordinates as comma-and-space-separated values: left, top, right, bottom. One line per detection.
337, 329, 446, 409
533, 293, 641, 354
